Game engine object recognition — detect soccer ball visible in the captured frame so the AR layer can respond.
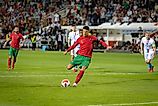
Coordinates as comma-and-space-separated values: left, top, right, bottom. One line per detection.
61, 79, 70, 87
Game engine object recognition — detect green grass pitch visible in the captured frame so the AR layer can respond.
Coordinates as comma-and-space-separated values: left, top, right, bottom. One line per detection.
0, 50, 158, 106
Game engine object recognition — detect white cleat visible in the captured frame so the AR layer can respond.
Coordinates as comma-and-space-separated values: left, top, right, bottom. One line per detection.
73, 83, 77, 87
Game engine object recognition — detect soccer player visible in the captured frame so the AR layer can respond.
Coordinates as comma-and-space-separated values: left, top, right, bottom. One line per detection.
64, 26, 108, 87
3, 26, 25, 71
68, 25, 80, 72
140, 32, 156, 72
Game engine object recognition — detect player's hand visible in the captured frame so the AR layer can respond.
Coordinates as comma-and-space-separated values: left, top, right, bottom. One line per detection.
3, 41, 7, 48
3, 44, 6, 48
64, 51, 68, 55
140, 50, 143, 55
19, 44, 23, 48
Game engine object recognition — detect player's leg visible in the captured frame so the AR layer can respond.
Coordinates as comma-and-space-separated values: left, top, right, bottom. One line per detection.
144, 53, 151, 72
67, 55, 81, 71
12, 49, 19, 70
70, 50, 76, 71
66, 64, 74, 70
73, 56, 91, 87
73, 48, 80, 72
146, 59, 152, 72
8, 47, 13, 70
73, 66, 87, 87
70, 50, 75, 61
147, 52, 155, 72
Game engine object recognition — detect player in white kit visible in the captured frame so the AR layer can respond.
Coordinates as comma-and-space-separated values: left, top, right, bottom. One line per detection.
140, 32, 156, 72
68, 25, 80, 72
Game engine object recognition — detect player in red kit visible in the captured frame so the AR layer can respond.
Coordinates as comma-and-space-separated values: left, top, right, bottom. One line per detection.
64, 26, 108, 87
3, 26, 24, 71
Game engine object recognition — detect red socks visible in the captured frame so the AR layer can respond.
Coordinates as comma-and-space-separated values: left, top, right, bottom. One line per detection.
12, 58, 16, 69
75, 70, 85, 84
8, 58, 11, 69
8, 58, 16, 70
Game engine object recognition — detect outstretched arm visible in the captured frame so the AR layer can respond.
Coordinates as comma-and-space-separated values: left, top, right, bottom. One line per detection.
152, 41, 156, 56
92, 35, 108, 48
140, 40, 144, 55
64, 40, 79, 55
19, 34, 25, 48
3, 39, 11, 48
99, 40, 108, 48
149, 30, 158, 37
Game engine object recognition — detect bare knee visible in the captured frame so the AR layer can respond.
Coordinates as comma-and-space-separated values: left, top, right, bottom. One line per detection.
146, 60, 151, 64
8, 56, 12, 59
67, 64, 73, 70
80, 66, 87, 71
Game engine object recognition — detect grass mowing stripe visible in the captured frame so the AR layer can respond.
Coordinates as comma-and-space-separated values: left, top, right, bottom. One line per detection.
0, 71, 154, 75
88, 101, 158, 106
0, 72, 156, 77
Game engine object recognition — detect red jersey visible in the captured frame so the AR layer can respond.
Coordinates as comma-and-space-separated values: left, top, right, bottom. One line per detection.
67, 35, 108, 58
10, 32, 24, 49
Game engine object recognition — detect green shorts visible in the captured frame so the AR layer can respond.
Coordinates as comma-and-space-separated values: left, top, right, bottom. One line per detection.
9, 47, 19, 58
70, 55, 91, 69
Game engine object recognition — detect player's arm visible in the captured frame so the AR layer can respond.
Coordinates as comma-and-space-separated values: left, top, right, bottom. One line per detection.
68, 38, 71, 47
140, 40, 144, 55
68, 32, 71, 47
99, 40, 108, 48
64, 39, 79, 55
19, 34, 25, 48
149, 30, 158, 37
3, 34, 12, 48
92, 36, 108, 48
3, 39, 11, 48
152, 41, 156, 56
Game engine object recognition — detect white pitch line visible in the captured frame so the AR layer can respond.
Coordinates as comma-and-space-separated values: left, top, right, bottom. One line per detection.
0, 71, 71, 74
0, 71, 148, 75
88, 101, 158, 106
0, 74, 74, 78
0, 72, 150, 78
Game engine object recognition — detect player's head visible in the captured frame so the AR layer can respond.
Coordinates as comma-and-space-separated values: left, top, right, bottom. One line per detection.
82, 26, 89, 36
71, 24, 76, 32
13, 26, 19, 34
144, 32, 151, 39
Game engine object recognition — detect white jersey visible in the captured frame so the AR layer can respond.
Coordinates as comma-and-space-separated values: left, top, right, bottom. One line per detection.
68, 30, 80, 46
141, 37, 155, 53
68, 30, 80, 56
141, 37, 155, 61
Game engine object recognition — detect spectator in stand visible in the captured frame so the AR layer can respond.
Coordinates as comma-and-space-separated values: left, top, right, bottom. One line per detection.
56, 30, 63, 51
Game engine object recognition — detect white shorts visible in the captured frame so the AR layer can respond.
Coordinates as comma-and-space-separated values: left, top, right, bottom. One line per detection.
144, 52, 154, 61
70, 47, 80, 57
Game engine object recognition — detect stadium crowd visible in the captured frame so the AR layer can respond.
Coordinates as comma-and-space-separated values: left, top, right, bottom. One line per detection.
0, 0, 158, 51
63, 0, 158, 25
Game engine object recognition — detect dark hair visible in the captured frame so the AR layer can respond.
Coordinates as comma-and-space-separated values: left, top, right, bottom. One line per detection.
13, 25, 19, 29
83, 26, 89, 31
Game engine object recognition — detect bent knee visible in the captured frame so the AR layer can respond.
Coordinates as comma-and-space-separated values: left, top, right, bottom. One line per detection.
66, 65, 73, 70
146, 60, 150, 64
67, 67, 71, 70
